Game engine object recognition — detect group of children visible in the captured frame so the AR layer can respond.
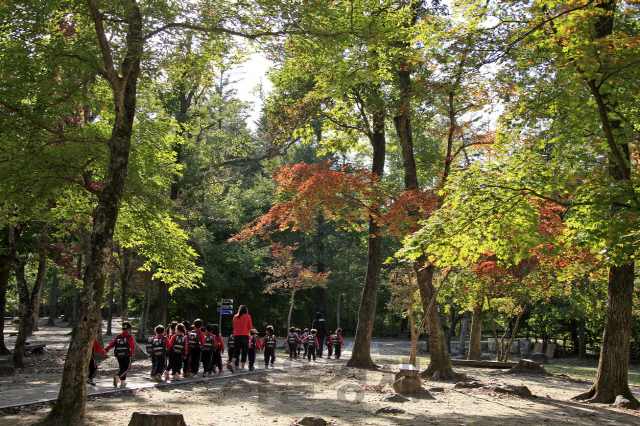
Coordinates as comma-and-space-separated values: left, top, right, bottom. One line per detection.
285, 327, 344, 362
89, 320, 344, 388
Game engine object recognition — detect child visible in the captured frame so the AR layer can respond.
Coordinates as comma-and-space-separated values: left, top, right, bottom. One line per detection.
287, 327, 301, 360
165, 322, 178, 379
182, 320, 191, 375
168, 324, 189, 380
302, 329, 318, 362
212, 324, 224, 373
202, 323, 218, 376
151, 325, 171, 382
87, 337, 106, 386
326, 331, 334, 359
248, 328, 262, 371
262, 325, 278, 368
302, 328, 310, 359
295, 328, 303, 358
187, 318, 206, 378
227, 332, 235, 365
332, 328, 345, 359
105, 321, 135, 388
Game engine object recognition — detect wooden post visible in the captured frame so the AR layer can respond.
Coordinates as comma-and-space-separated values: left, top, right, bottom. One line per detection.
128, 411, 186, 426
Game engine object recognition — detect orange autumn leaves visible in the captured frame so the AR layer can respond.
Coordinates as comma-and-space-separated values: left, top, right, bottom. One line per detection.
229, 160, 440, 242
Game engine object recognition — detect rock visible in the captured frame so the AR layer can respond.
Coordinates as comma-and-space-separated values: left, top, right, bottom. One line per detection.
481, 354, 492, 360
394, 364, 420, 381
381, 393, 410, 403
376, 407, 405, 414
128, 411, 186, 426
528, 352, 548, 365
614, 395, 636, 409
452, 355, 466, 360
491, 385, 532, 397
454, 381, 484, 389
507, 359, 547, 374
393, 376, 422, 394
428, 387, 445, 393
432, 369, 442, 380
0, 366, 15, 376
298, 417, 327, 426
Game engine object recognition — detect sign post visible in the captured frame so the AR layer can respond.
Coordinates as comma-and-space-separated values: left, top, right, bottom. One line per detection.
218, 298, 234, 332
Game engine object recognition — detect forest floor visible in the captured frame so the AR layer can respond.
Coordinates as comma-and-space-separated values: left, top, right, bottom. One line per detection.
1, 321, 640, 425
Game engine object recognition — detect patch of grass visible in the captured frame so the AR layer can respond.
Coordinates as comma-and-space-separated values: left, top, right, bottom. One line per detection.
546, 364, 640, 386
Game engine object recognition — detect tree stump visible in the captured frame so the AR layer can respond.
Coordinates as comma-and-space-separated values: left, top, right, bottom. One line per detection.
128, 412, 186, 426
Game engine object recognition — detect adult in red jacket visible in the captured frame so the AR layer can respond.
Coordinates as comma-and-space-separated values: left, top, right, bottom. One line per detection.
228, 305, 252, 373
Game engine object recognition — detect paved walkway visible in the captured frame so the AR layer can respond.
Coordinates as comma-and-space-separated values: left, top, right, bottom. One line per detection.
0, 346, 352, 409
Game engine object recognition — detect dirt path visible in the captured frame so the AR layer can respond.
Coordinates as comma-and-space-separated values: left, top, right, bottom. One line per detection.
2, 322, 640, 425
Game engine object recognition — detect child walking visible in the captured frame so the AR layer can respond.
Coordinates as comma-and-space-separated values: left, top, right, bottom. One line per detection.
151, 325, 171, 382
326, 331, 334, 359
248, 328, 262, 371
105, 322, 135, 388
87, 337, 106, 386
302, 329, 318, 362
168, 324, 188, 380
287, 327, 301, 360
212, 324, 224, 373
202, 323, 218, 376
302, 328, 310, 359
187, 319, 206, 378
262, 326, 278, 368
332, 328, 345, 359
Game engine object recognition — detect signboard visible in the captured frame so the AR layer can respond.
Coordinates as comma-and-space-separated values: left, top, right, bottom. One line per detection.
222, 299, 233, 304
221, 304, 233, 309
217, 308, 234, 314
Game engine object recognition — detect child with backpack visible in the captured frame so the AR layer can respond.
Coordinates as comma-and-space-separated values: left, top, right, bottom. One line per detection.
186, 319, 206, 378
202, 323, 218, 376
87, 337, 106, 386
295, 328, 303, 358
332, 328, 345, 359
105, 321, 136, 388
247, 328, 262, 371
212, 324, 224, 373
151, 325, 171, 382
325, 331, 334, 359
287, 327, 301, 360
168, 324, 189, 380
302, 329, 318, 362
227, 332, 235, 363
164, 322, 178, 379
262, 326, 278, 368
302, 328, 310, 358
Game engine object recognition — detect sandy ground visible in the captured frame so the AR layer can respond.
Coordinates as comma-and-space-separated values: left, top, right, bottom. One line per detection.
2, 322, 640, 425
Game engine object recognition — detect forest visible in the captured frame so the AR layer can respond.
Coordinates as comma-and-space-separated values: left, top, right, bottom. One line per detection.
1, 0, 639, 424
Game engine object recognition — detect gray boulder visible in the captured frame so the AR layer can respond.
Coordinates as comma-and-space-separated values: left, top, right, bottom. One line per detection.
376, 407, 405, 414
454, 381, 484, 389
298, 417, 327, 426
614, 395, 636, 409
491, 385, 532, 397
381, 393, 410, 403
528, 352, 548, 364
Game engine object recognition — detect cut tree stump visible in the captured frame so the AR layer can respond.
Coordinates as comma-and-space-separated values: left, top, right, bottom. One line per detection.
128, 411, 186, 426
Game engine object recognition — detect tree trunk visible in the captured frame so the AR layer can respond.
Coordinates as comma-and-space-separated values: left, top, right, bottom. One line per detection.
39, 2, 142, 422
46, 269, 59, 327
573, 264, 638, 406
578, 317, 586, 359
569, 0, 638, 407
467, 297, 484, 361
416, 262, 455, 378
136, 281, 152, 340
13, 223, 49, 368
347, 107, 385, 368
0, 225, 21, 355
487, 297, 501, 360
458, 311, 469, 357
445, 310, 462, 353
503, 305, 526, 363
156, 279, 168, 329
336, 292, 341, 329
287, 288, 296, 332
106, 272, 115, 336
